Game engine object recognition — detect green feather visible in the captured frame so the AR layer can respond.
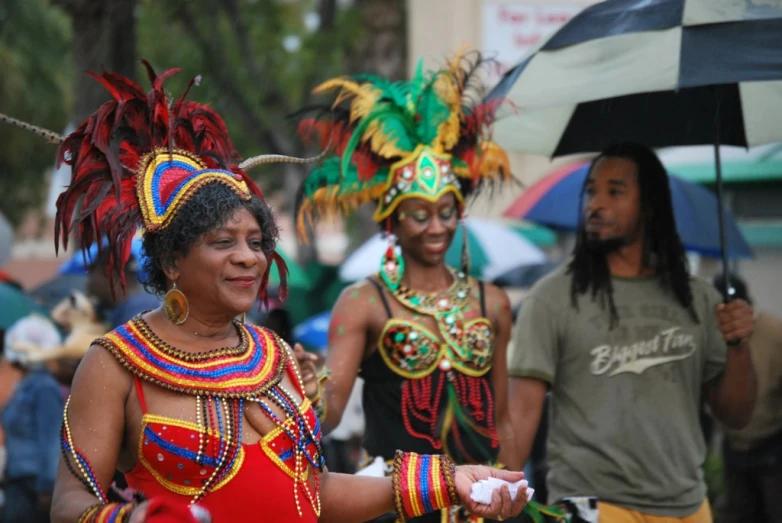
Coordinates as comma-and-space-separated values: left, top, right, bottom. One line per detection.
337, 167, 388, 197
416, 80, 452, 144
302, 157, 342, 196
408, 58, 425, 112
340, 105, 417, 177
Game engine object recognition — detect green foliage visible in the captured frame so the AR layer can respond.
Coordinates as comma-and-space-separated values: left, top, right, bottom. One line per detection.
135, 0, 363, 193
0, 0, 71, 226
1, 0, 363, 225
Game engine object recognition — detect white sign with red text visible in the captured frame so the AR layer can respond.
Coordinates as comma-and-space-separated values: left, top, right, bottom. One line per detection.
482, 3, 586, 78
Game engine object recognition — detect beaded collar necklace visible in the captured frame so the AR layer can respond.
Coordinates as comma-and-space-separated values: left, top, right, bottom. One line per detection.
98, 316, 284, 398
390, 269, 471, 316
74, 320, 325, 514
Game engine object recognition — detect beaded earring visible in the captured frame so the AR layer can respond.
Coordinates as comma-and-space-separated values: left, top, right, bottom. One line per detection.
379, 218, 404, 291
164, 281, 189, 325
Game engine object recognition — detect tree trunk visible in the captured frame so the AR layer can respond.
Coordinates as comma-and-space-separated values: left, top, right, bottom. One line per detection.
54, 0, 109, 123
350, 0, 406, 80
108, 0, 137, 80
350, 0, 407, 240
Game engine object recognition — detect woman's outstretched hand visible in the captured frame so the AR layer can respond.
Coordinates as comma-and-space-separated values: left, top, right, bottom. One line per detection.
454, 466, 528, 521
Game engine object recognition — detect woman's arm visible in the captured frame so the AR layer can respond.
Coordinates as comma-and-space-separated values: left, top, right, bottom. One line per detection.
318, 460, 529, 523
486, 284, 518, 469
315, 282, 374, 434
51, 344, 134, 523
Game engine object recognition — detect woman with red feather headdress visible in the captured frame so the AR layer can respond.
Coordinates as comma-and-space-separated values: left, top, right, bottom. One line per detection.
0, 62, 529, 523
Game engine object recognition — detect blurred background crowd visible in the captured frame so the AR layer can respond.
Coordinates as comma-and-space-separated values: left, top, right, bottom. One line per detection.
1, 0, 781, 522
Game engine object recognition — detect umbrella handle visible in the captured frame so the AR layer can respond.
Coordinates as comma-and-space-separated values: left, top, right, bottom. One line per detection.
712, 104, 741, 346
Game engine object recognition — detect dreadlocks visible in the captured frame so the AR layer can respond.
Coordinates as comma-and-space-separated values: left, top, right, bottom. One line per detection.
567, 141, 697, 328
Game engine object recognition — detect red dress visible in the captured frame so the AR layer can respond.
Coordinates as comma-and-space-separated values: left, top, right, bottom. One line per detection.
85, 318, 323, 522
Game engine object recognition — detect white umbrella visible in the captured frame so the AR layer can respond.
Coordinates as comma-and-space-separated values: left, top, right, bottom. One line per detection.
339, 217, 546, 282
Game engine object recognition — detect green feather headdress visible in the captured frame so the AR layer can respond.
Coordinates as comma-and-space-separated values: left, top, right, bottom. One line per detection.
295, 51, 511, 240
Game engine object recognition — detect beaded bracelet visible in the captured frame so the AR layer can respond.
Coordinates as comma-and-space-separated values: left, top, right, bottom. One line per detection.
392, 451, 458, 521
77, 502, 137, 523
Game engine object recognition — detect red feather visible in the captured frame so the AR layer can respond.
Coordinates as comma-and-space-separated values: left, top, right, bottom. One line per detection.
55, 61, 264, 298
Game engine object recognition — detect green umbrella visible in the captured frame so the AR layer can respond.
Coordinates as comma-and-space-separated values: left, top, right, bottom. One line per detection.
269, 248, 311, 290
0, 282, 49, 329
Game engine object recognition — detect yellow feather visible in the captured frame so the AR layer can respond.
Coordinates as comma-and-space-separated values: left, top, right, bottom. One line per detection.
476, 141, 512, 180
435, 112, 461, 153
312, 77, 361, 96
363, 121, 405, 158
433, 74, 462, 152
447, 43, 470, 88
313, 78, 381, 111
296, 201, 315, 243
349, 86, 381, 123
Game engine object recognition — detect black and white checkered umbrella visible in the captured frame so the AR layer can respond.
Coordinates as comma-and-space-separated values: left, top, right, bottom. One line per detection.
487, 0, 782, 299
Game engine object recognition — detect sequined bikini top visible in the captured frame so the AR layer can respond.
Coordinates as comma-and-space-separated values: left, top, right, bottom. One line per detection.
371, 271, 495, 379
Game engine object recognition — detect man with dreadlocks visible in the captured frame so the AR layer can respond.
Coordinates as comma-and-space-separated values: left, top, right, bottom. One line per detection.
506, 142, 757, 523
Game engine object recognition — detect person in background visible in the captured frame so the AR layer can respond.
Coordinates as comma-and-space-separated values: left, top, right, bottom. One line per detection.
1, 315, 65, 523
87, 249, 160, 328
507, 142, 757, 523
712, 273, 782, 523
0, 327, 9, 519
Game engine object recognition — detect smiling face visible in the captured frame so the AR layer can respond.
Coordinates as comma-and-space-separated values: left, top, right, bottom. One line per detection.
392, 192, 459, 267
169, 207, 268, 317
583, 156, 645, 252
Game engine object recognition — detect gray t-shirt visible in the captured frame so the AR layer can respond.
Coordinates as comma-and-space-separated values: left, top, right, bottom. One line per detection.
509, 267, 726, 517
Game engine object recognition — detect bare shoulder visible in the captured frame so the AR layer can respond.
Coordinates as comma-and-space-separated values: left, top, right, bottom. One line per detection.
70, 342, 133, 401
482, 281, 511, 306
337, 279, 380, 300
333, 279, 384, 315
479, 281, 512, 325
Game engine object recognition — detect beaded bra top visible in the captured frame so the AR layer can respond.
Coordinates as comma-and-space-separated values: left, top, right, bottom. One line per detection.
364, 272, 499, 464
377, 270, 495, 378
61, 318, 324, 518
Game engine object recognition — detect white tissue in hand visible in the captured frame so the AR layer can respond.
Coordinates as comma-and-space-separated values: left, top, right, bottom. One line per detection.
469, 478, 530, 505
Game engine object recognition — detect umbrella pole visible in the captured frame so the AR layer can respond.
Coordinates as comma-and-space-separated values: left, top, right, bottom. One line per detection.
713, 136, 731, 304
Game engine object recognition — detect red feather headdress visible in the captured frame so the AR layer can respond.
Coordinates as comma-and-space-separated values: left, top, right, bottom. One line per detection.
2, 61, 320, 303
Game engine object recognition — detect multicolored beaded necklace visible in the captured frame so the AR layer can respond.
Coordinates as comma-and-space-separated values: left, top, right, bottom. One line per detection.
390, 269, 471, 370
63, 317, 324, 515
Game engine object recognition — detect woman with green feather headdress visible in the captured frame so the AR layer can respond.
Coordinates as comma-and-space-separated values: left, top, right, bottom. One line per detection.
295, 51, 566, 523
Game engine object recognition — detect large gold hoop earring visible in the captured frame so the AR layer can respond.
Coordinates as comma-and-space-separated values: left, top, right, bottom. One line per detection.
164, 282, 189, 325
